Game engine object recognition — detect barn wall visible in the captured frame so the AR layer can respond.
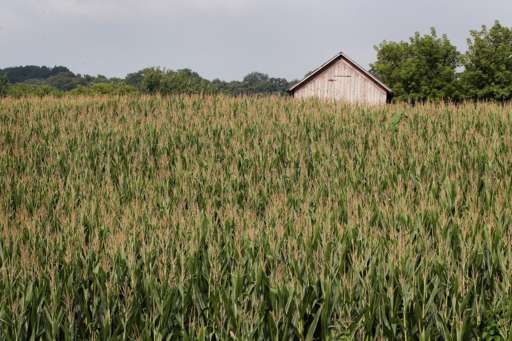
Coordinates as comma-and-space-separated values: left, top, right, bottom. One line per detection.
293, 58, 388, 105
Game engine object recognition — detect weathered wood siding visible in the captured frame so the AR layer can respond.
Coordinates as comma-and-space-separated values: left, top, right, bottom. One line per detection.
293, 58, 387, 105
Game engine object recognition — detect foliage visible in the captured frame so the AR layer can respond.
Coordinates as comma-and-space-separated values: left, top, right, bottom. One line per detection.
42, 71, 90, 91
1, 96, 512, 339
0, 73, 8, 97
140, 68, 217, 95
371, 28, 461, 102
0, 65, 130, 93
68, 82, 137, 96
461, 21, 512, 101
131, 69, 294, 95
0, 65, 71, 83
212, 72, 293, 96
0, 66, 295, 98
125, 70, 146, 89
140, 68, 294, 96
5, 83, 61, 98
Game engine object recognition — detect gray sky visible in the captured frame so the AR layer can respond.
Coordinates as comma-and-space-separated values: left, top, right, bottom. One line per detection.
1, 0, 511, 81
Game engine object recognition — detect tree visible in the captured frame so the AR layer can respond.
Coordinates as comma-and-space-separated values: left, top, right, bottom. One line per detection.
6, 84, 60, 98
160, 69, 216, 94
69, 82, 137, 96
0, 65, 72, 83
140, 68, 216, 95
0, 73, 8, 97
141, 68, 164, 94
212, 72, 292, 96
461, 21, 512, 101
0, 64, 295, 97
371, 28, 461, 102
45, 71, 88, 91
125, 70, 146, 89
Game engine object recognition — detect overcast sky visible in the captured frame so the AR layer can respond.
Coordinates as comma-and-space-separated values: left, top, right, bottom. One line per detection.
1, 0, 511, 81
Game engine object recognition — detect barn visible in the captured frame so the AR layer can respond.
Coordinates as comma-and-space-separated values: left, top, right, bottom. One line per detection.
289, 52, 393, 105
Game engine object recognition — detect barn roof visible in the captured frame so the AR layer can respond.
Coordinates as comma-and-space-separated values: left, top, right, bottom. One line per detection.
288, 51, 393, 94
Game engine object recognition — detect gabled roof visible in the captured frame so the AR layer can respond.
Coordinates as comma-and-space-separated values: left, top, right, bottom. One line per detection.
288, 51, 393, 94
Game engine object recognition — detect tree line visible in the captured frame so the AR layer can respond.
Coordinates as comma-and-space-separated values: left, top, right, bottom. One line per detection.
0, 65, 296, 98
1, 21, 511, 102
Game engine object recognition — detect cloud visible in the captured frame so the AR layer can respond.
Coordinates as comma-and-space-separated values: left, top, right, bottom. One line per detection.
11, 0, 266, 20
0, 8, 25, 32
2, 0, 511, 80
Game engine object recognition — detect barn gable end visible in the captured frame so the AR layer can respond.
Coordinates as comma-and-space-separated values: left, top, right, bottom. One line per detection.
289, 52, 393, 105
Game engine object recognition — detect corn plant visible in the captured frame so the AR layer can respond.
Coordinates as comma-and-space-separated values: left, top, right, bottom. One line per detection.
0, 95, 511, 339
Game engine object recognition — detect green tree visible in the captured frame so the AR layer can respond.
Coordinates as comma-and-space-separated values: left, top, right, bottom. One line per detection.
141, 68, 164, 94
212, 72, 293, 96
69, 82, 137, 96
0, 65, 71, 83
0, 73, 8, 97
6, 84, 60, 98
461, 21, 512, 101
160, 69, 216, 94
371, 28, 461, 102
125, 70, 146, 89
140, 68, 216, 95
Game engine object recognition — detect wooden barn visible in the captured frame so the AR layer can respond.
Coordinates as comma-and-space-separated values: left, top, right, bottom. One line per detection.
289, 52, 393, 105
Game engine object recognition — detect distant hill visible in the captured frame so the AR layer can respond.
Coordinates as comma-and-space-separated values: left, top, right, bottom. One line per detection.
1, 65, 72, 84
0, 65, 110, 91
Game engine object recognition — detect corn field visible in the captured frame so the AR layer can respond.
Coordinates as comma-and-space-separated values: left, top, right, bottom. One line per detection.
1, 95, 512, 339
